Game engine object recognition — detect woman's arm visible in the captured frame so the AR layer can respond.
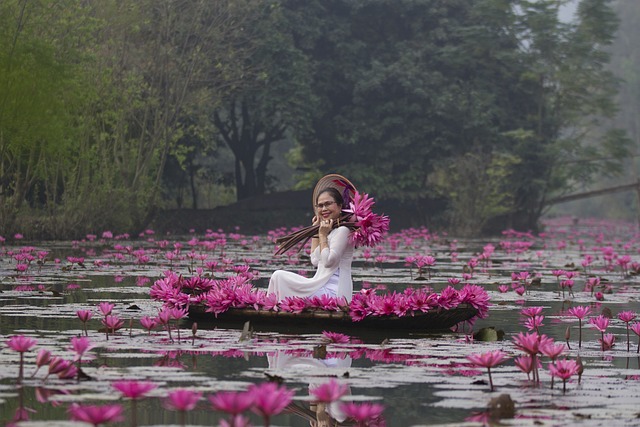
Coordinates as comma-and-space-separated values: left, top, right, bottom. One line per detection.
310, 215, 321, 266
320, 226, 351, 269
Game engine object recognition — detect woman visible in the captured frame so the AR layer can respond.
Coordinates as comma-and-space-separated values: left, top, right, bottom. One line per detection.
267, 176, 356, 303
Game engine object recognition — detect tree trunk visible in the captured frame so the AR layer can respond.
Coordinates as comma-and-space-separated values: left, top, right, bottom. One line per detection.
256, 141, 271, 195
189, 165, 198, 210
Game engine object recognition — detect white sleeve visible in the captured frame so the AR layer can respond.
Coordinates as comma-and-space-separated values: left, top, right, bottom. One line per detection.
310, 246, 321, 266
320, 226, 350, 269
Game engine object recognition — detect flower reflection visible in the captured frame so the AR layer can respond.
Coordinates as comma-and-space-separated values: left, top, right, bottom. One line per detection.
7, 386, 35, 427
267, 349, 385, 426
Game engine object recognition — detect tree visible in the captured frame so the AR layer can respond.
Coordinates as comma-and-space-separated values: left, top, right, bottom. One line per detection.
0, 0, 281, 236
0, 0, 95, 233
499, 0, 630, 229
282, 0, 527, 196
211, 2, 314, 200
283, 0, 629, 233
161, 115, 211, 209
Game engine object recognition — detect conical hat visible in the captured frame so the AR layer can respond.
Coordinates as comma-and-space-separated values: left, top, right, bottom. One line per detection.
312, 174, 357, 210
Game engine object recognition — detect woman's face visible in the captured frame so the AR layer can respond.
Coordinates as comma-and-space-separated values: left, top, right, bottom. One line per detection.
316, 192, 342, 221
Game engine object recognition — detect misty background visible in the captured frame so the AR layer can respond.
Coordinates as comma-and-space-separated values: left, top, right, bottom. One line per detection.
1, 0, 638, 238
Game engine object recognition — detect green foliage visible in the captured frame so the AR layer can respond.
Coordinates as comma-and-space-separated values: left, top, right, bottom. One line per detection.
284, 0, 530, 203
0, 0, 632, 237
283, 0, 629, 233
434, 148, 520, 236
0, 0, 97, 233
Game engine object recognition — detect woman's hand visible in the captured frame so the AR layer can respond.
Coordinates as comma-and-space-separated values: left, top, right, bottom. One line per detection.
312, 215, 320, 226
318, 218, 333, 237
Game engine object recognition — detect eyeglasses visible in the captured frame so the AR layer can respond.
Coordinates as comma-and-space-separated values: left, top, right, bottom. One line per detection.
315, 201, 336, 209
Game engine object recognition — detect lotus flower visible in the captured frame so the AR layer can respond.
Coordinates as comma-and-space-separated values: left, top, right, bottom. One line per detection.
548, 359, 580, 394
344, 192, 390, 248
467, 350, 509, 391
6, 335, 37, 382
340, 402, 385, 425
209, 390, 255, 416
567, 306, 591, 348
309, 379, 349, 402
68, 403, 123, 426
248, 382, 294, 425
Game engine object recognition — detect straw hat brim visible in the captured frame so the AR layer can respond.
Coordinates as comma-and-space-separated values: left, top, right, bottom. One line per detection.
312, 174, 357, 210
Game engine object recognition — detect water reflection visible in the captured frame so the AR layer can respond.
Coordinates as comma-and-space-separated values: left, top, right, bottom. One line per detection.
269, 350, 354, 426
7, 386, 30, 426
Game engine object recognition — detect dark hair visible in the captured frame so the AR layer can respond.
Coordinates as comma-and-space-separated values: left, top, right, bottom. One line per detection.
316, 187, 343, 206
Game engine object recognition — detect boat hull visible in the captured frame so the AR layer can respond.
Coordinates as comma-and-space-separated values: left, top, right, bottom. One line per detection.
187, 304, 478, 334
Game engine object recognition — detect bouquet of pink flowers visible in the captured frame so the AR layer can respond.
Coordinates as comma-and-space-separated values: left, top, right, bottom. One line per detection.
274, 191, 389, 255
343, 192, 390, 248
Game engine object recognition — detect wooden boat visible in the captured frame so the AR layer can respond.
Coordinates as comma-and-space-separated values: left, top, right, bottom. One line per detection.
187, 303, 478, 334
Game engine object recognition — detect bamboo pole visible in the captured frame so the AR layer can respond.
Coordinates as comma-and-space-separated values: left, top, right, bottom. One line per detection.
545, 180, 640, 206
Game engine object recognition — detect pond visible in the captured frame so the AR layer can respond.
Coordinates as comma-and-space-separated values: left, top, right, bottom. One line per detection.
2, 217, 640, 426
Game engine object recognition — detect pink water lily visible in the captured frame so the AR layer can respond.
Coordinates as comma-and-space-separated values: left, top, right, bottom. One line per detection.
76, 309, 93, 336
344, 192, 390, 248
599, 333, 615, 351
77, 309, 93, 322
322, 331, 351, 343
513, 331, 551, 384
309, 294, 340, 311
560, 279, 575, 297
6, 335, 37, 382
520, 306, 543, 318
586, 276, 601, 296
68, 403, 123, 426
467, 350, 509, 391
590, 315, 609, 332
309, 378, 349, 403
513, 331, 542, 355
524, 315, 544, 333
567, 306, 591, 348
6, 335, 37, 353
164, 388, 202, 426
618, 311, 637, 351
113, 380, 157, 400
97, 302, 115, 316
112, 380, 156, 427
32, 348, 51, 377
590, 315, 610, 351
140, 316, 158, 335
436, 286, 461, 310
540, 341, 566, 389
514, 355, 536, 381
340, 402, 385, 425
618, 311, 637, 323
164, 388, 202, 411
45, 357, 71, 380
458, 284, 491, 318
102, 315, 124, 340
279, 296, 307, 314
540, 342, 565, 360
248, 382, 294, 425
70, 336, 94, 361
548, 359, 580, 394
208, 390, 255, 416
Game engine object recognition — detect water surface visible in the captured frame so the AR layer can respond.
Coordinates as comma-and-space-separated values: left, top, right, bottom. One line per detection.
2, 219, 640, 426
